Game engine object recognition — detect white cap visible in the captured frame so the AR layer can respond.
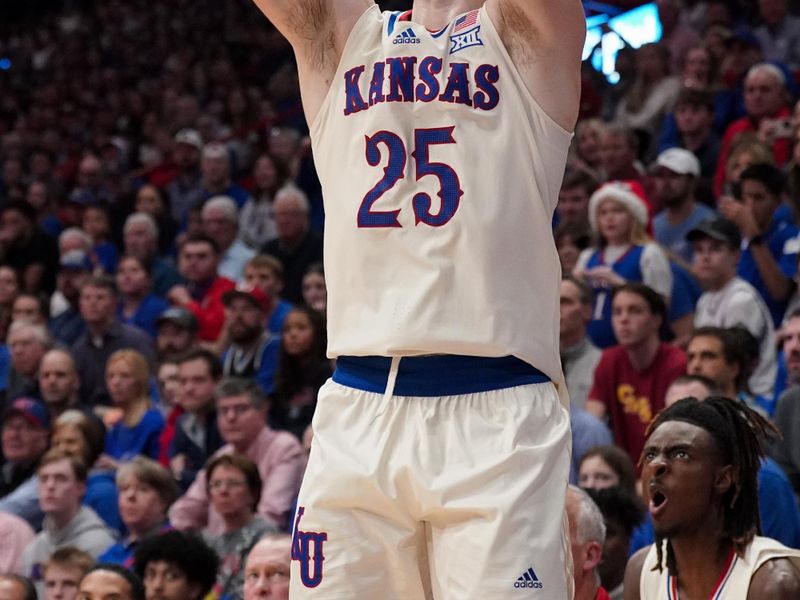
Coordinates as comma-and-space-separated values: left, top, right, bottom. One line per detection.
655, 148, 701, 177
174, 128, 203, 150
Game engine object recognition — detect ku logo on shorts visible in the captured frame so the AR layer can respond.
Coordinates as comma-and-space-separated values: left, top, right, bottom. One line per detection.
291, 506, 328, 588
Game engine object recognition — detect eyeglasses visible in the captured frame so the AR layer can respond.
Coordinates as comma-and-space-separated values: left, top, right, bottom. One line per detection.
208, 479, 248, 491
217, 403, 254, 417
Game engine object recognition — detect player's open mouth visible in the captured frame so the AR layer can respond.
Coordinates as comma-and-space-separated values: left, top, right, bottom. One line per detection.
650, 490, 668, 516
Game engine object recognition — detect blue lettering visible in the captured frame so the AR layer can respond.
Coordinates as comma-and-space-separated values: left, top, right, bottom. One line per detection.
386, 56, 417, 102
343, 66, 368, 115
415, 56, 442, 102
439, 62, 472, 106
473, 64, 500, 110
368, 61, 386, 106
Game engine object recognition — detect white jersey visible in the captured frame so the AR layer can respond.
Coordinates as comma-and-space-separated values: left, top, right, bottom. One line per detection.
694, 276, 776, 397
639, 536, 800, 599
311, 5, 572, 381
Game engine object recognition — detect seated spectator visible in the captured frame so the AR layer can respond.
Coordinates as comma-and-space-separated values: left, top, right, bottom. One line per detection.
657, 86, 721, 181
116, 255, 169, 339
133, 185, 178, 258
261, 186, 323, 305
243, 534, 292, 600
0, 397, 51, 528
239, 154, 287, 250
6, 320, 50, 401
81, 205, 117, 274
301, 262, 326, 316
719, 133, 775, 201
202, 196, 255, 282
102, 350, 164, 466
269, 307, 330, 440
21, 449, 116, 594
221, 284, 280, 394
0, 511, 35, 575
200, 142, 252, 209
586, 284, 687, 464
0, 575, 36, 600
98, 457, 177, 567
203, 454, 277, 599
560, 276, 602, 410
77, 564, 145, 600
132, 530, 218, 600
72, 275, 154, 407
689, 216, 777, 396
48, 251, 91, 347
577, 445, 638, 497
714, 63, 793, 196
598, 124, 644, 183
122, 212, 182, 299
11, 292, 49, 326
244, 254, 293, 336
0, 265, 20, 341
614, 43, 681, 156
166, 129, 204, 224
772, 308, 800, 493
38, 349, 91, 423
42, 547, 94, 600
650, 148, 715, 264
567, 119, 604, 181
169, 378, 305, 533
167, 234, 235, 342
170, 349, 224, 491
721, 163, 799, 326
570, 406, 613, 487
555, 220, 592, 275
574, 182, 672, 348
754, 0, 800, 70
155, 357, 182, 467
154, 307, 197, 360
52, 411, 121, 533
566, 485, 609, 600
0, 199, 59, 295
556, 170, 598, 228
585, 486, 645, 600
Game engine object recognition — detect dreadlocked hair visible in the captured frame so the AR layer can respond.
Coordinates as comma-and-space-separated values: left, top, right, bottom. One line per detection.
644, 396, 778, 573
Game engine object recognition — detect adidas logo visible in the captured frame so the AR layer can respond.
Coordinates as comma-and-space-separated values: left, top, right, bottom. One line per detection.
393, 28, 420, 44
514, 567, 543, 589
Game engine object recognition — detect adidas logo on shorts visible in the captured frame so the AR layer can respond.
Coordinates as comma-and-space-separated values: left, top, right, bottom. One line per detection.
393, 28, 420, 44
514, 567, 543, 589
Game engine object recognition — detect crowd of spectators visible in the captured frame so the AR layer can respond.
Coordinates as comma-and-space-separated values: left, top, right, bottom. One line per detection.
1, 0, 800, 599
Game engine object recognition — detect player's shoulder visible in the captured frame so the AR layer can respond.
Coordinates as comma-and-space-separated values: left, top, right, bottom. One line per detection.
622, 545, 650, 600
748, 556, 800, 599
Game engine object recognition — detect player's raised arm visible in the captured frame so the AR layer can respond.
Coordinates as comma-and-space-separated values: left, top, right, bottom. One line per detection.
486, 0, 586, 131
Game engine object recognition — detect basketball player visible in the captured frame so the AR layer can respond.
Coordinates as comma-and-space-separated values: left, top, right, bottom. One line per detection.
624, 397, 800, 599
250, 0, 585, 597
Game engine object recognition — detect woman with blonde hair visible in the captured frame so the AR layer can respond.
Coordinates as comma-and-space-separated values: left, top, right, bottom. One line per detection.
101, 349, 164, 468
573, 181, 672, 348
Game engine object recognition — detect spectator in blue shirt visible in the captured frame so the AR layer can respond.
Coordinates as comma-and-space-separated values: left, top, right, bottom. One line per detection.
116, 255, 169, 339
721, 162, 799, 326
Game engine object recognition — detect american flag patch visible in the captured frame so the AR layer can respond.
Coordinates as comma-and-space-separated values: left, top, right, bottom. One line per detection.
453, 10, 478, 32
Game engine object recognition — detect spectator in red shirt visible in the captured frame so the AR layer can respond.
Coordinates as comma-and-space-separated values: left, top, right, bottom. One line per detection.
714, 62, 793, 196
167, 234, 235, 342
586, 283, 687, 464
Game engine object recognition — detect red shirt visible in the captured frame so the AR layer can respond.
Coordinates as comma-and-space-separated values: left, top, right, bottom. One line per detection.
186, 276, 236, 341
589, 342, 686, 464
713, 107, 792, 198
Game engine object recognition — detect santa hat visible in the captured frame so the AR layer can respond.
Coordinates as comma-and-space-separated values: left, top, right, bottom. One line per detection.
588, 180, 651, 233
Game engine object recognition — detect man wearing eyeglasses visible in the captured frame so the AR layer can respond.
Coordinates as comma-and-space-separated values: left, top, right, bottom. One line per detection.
244, 534, 292, 600
169, 377, 305, 533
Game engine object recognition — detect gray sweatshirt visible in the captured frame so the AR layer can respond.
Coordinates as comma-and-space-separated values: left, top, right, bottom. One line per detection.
22, 505, 117, 595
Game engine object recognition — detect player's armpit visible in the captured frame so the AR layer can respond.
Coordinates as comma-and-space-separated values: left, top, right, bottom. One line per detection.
622, 547, 648, 600
748, 557, 800, 599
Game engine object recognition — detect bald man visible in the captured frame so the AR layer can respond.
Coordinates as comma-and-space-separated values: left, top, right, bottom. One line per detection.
244, 534, 291, 600
38, 349, 86, 422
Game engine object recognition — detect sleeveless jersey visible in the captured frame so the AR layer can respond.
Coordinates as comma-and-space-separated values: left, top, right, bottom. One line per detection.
311, 5, 573, 380
639, 536, 800, 599
585, 245, 644, 348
